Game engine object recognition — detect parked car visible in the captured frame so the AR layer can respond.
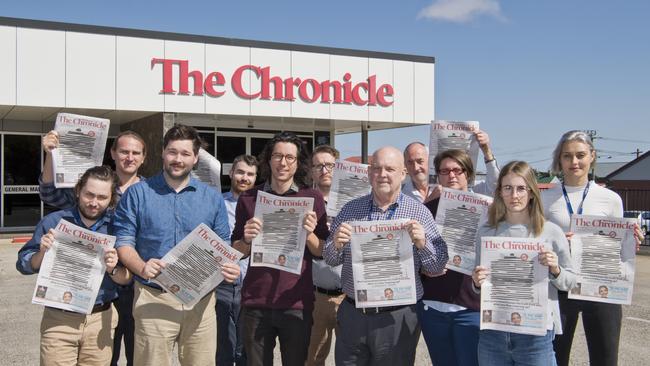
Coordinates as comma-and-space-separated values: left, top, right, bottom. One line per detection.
624, 211, 650, 236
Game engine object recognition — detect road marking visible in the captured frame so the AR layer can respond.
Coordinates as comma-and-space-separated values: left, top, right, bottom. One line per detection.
626, 317, 650, 324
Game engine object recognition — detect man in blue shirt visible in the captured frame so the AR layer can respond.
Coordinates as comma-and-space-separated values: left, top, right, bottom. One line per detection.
324, 146, 448, 365
16, 165, 131, 366
217, 154, 257, 366
113, 124, 240, 366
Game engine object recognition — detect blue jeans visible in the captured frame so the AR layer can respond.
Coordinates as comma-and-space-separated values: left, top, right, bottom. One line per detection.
216, 282, 246, 366
417, 302, 479, 366
479, 329, 557, 366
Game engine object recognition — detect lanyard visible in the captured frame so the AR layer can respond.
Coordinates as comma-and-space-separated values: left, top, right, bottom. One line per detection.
368, 194, 400, 221
561, 181, 590, 216
72, 209, 105, 232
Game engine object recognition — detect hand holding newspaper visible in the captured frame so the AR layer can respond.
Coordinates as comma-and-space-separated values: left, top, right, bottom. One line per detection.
51, 113, 110, 188
428, 120, 480, 184
568, 214, 637, 304
32, 219, 115, 314
436, 188, 492, 275
479, 236, 549, 336
153, 224, 243, 307
327, 160, 370, 217
349, 219, 417, 307
250, 191, 314, 275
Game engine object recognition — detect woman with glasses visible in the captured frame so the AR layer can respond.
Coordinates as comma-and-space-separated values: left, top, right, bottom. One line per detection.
472, 161, 576, 366
541, 130, 642, 366
418, 141, 499, 366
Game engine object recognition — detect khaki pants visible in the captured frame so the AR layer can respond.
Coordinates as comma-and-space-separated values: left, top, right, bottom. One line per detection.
306, 291, 345, 366
40, 304, 118, 366
133, 282, 216, 366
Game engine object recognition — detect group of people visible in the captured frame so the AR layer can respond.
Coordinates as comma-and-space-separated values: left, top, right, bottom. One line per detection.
15, 124, 642, 366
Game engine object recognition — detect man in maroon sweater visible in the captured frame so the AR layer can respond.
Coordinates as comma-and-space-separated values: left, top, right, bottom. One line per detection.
232, 132, 329, 366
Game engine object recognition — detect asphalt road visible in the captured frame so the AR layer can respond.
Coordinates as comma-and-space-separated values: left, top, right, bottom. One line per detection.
1, 242, 648, 365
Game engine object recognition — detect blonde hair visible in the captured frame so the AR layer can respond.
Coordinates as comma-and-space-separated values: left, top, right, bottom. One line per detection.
550, 130, 596, 176
488, 161, 545, 236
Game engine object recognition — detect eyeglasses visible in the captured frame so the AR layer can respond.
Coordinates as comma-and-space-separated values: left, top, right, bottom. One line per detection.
501, 185, 531, 195
270, 153, 297, 164
438, 168, 465, 176
312, 163, 335, 172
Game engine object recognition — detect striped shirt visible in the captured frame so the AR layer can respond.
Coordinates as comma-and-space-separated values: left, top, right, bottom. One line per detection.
324, 192, 448, 302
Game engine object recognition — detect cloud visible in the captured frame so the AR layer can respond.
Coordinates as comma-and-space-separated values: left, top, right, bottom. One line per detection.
418, 0, 505, 23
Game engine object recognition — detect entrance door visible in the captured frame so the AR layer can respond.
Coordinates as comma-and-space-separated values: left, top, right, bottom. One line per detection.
1, 133, 43, 230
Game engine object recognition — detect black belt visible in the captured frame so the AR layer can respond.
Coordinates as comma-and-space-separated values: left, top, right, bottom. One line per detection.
345, 296, 409, 315
315, 286, 344, 297
48, 302, 112, 314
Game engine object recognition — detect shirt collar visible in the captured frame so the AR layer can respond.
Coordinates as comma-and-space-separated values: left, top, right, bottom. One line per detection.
370, 192, 403, 212
153, 171, 198, 192
263, 181, 300, 195
65, 207, 111, 231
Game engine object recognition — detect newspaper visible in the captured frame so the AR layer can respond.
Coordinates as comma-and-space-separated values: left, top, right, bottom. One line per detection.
250, 191, 314, 275
349, 219, 417, 307
567, 214, 636, 305
479, 236, 549, 336
51, 113, 110, 188
32, 219, 115, 314
428, 120, 480, 184
153, 224, 243, 307
436, 188, 492, 275
327, 160, 370, 217
191, 148, 222, 191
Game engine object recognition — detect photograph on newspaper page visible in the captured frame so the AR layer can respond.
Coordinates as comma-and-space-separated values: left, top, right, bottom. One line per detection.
153, 224, 243, 307
32, 219, 115, 314
349, 219, 417, 307
51, 113, 110, 188
250, 191, 314, 275
479, 236, 549, 336
428, 120, 480, 184
436, 188, 492, 275
568, 214, 636, 305
191, 148, 222, 192
327, 160, 370, 217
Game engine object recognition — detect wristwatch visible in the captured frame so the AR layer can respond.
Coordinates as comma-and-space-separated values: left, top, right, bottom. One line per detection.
109, 267, 119, 276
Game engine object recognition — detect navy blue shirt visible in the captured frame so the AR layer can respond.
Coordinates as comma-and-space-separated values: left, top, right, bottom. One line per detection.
16, 208, 118, 305
113, 172, 231, 286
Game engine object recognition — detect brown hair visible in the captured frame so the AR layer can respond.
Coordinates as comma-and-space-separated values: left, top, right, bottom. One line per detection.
74, 166, 120, 208
433, 149, 476, 185
312, 145, 340, 159
488, 161, 544, 236
258, 131, 311, 188
163, 124, 203, 155
111, 130, 147, 156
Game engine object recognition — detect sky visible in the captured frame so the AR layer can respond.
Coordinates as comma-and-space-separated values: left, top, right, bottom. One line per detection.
2, 0, 649, 172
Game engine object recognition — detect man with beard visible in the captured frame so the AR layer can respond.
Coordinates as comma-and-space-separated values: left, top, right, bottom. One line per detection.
39, 129, 147, 366
306, 145, 344, 366
17, 166, 131, 366
113, 124, 240, 366
216, 154, 257, 366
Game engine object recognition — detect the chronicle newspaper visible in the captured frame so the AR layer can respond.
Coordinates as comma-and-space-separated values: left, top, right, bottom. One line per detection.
479, 236, 549, 336
568, 214, 636, 305
190, 148, 222, 191
349, 219, 417, 307
51, 113, 110, 188
32, 219, 115, 314
153, 224, 243, 307
250, 191, 314, 275
436, 188, 492, 275
327, 160, 370, 217
428, 120, 480, 184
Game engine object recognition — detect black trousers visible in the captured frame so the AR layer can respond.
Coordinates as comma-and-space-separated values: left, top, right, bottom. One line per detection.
553, 291, 622, 366
110, 284, 135, 366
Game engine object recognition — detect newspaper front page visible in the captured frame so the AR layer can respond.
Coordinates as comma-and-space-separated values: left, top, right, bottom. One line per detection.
32, 219, 115, 314
349, 219, 417, 307
479, 236, 549, 336
436, 188, 492, 275
153, 224, 243, 307
327, 160, 370, 217
51, 113, 110, 188
428, 120, 480, 184
250, 191, 314, 275
191, 148, 222, 191
568, 214, 636, 304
